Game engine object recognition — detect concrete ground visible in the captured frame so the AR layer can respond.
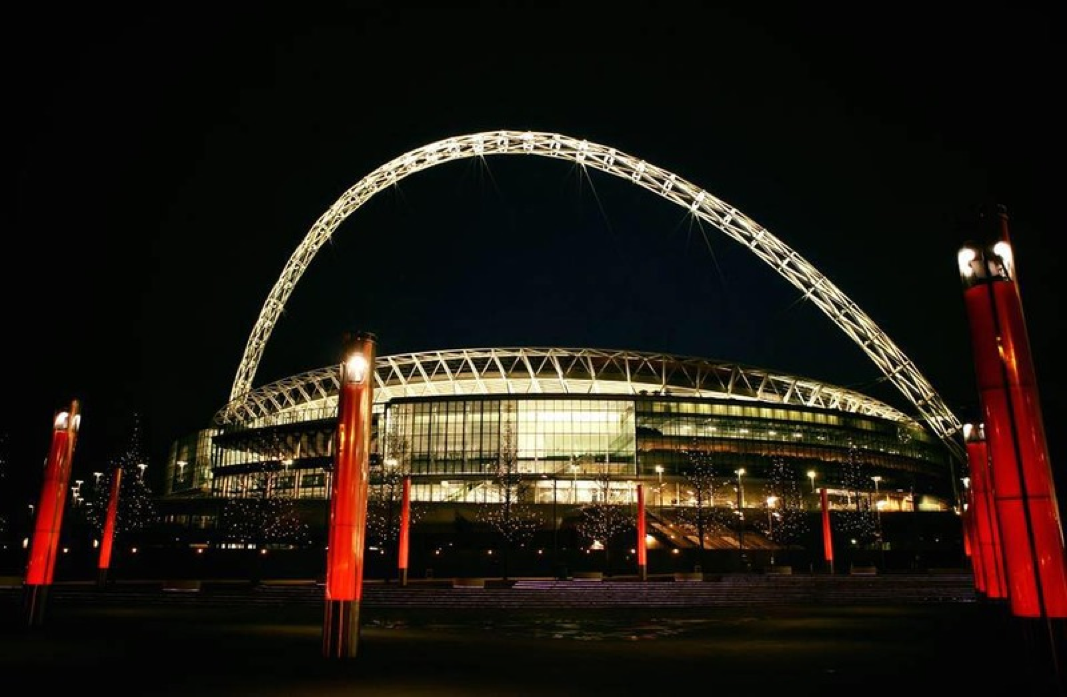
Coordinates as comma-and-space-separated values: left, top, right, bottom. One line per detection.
2, 591, 1064, 696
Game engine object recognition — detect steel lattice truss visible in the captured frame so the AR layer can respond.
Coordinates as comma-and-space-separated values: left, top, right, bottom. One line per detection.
220, 130, 964, 462
215, 346, 916, 428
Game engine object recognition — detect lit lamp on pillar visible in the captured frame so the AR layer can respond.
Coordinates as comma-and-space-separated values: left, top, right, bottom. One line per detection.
958, 210, 1067, 620
636, 484, 647, 581
735, 468, 746, 567
655, 465, 664, 511
871, 476, 884, 541
24, 400, 82, 627
765, 496, 778, 566
398, 475, 411, 587
323, 331, 377, 659
963, 421, 1007, 601
97, 466, 123, 588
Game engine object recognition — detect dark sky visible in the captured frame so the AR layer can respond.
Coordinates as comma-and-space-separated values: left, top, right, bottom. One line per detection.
6, 5, 1064, 501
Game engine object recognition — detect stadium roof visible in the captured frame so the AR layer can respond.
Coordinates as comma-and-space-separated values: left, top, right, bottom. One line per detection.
214, 347, 915, 427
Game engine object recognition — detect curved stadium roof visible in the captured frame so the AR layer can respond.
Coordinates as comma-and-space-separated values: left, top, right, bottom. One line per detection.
214, 347, 917, 429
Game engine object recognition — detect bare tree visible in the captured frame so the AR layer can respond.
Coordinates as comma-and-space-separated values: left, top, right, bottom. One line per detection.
368, 427, 421, 579
674, 447, 730, 571
575, 463, 633, 575
837, 440, 878, 547
478, 404, 542, 580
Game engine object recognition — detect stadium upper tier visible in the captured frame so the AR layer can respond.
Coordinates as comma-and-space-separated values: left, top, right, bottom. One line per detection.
213, 346, 916, 429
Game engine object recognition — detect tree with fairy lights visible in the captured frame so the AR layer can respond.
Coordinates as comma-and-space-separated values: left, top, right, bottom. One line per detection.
674, 446, 731, 571
367, 427, 422, 579
477, 406, 542, 580
259, 495, 311, 548
219, 492, 264, 547
757, 456, 810, 552
219, 473, 310, 548
84, 413, 158, 547
834, 440, 878, 547
217, 472, 309, 583
575, 462, 633, 575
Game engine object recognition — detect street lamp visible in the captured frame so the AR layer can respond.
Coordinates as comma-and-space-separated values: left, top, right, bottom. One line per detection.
93, 471, 103, 486
177, 460, 188, 482
137, 463, 147, 480
807, 470, 817, 492
654, 466, 664, 510
766, 496, 778, 566
871, 475, 884, 548
735, 468, 746, 562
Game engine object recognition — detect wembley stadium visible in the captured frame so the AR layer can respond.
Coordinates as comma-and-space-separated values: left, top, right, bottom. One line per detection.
146, 132, 969, 577
154, 345, 962, 577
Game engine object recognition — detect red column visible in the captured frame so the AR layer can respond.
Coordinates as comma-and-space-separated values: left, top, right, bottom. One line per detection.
636, 484, 647, 581
965, 423, 1007, 600
398, 475, 411, 586
959, 215, 1067, 618
323, 332, 376, 658
97, 466, 123, 587
820, 488, 834, 574
24, 401, 81, 626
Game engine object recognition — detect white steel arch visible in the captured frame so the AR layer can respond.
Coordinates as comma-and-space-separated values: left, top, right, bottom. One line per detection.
222, 130, 965, 462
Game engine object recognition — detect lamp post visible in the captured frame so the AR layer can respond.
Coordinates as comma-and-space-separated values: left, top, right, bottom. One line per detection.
655, 466, 664, 511
323, 331, 376, 659
137, 463, 147, 480
25, 401, 82, 627
871, 475, 884, 556
735, 468, 746, 566
807, 470, 816, 492
958, 213, 1067, 620
97, 465, 122, 588
766, 496, 778, 566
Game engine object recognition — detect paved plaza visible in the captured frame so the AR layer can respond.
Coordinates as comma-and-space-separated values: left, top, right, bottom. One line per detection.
1, 581, 1064, 696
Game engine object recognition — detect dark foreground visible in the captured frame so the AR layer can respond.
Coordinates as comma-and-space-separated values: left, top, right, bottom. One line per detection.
2, 591, 1064, 696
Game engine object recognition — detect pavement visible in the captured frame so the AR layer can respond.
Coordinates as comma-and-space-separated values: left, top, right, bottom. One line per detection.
2, 583, 1065, 696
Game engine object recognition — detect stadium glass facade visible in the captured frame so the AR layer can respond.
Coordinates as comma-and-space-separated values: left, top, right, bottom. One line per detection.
163, 347, 954, 518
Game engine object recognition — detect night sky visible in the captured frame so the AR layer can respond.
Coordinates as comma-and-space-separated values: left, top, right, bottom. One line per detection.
6, 5, 1064, 503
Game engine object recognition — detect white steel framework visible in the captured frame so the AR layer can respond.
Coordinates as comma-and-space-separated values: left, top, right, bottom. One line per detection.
220, 131, 964, 462
216, 346, 917, 429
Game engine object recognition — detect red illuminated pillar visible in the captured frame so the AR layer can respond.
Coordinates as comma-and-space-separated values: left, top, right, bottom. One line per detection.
964, 423, 1007, 600
637, 484, 647, 581
97, 466, 123, 588
398, 475, 411, 586
961, 501, 973, 560
820, 488, 834, 574
323, 332, 376, 659
959, 209, 1067, 619
24, 401, 81, 626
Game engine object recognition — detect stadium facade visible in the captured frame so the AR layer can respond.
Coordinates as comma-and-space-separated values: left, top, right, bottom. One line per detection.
157, 346, 959, 573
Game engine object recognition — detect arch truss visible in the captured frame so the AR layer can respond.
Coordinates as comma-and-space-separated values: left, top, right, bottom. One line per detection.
218, 130, 965, 463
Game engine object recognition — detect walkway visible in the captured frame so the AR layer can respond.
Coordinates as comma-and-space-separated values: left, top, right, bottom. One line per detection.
1, 574, 1063, 696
